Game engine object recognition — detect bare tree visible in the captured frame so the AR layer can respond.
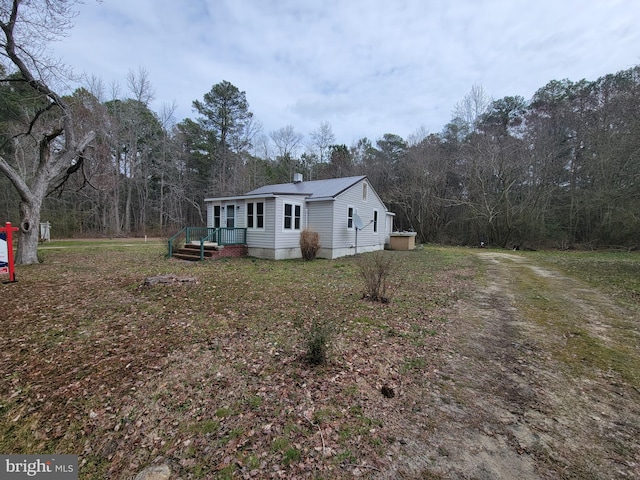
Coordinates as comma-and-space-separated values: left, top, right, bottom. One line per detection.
309, 121, 335, 164
270, 124, 303, 159
452, 83, 492, 135
270, 125, 304, 181
85, 74, 105, 103
157, 101, 177, 230
0, 0, 95, 264
127, 66, 155, 105
406, 125, 429, 147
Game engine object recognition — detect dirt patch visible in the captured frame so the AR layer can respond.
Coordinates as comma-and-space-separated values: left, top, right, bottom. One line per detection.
382, 251, 640, 479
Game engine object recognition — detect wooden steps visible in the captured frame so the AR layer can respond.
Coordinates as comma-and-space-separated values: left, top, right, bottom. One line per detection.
172, 242, 222, 261
171, 242, 248, 261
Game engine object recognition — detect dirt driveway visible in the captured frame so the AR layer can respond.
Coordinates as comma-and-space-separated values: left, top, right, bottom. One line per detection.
383, 251, 640, 479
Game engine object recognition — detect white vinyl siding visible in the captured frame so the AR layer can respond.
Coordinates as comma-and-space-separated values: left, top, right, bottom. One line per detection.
273, 196, 305, 250
307, 200, 335, 248
245, 198, 275, 248
206, 176, 390, 259
333, 179, 387, 251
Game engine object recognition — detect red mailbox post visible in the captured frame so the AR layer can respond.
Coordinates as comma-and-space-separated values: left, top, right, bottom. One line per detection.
0, 222, 19, 283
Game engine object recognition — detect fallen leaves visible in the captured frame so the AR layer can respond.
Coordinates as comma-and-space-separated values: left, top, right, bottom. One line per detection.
1, 246, 471, 479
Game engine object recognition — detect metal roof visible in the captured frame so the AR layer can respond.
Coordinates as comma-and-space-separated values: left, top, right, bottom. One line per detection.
245, 175, 367, 200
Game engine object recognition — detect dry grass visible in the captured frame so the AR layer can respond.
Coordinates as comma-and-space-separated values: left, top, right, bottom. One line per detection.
0, 240, 473, 479
3, 243, 638, 479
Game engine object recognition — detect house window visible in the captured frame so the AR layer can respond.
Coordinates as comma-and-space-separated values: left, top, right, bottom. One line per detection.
373, 210, 378, 233
247, 203, 254, 228
347, 207, 354, 229
213, 205, 221, 228
363, 183, 368, 201
284, 202, 301, 230
256, 202, 264, 228
247, 202, 264, 229
226, 204, 235, 228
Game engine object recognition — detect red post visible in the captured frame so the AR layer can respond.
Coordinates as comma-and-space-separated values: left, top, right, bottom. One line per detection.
1, 222, 19, 283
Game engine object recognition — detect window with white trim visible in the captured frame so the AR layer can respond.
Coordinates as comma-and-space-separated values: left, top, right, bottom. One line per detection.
362, 183, 368, 201
247, 203, 253, 228
256, 202, 264, 228
213, 205, 221, 228
284, 202, 301, 230
347, 206, 354, 229
373, 209, 378, 233
246, 201, 264, 229
226, 204, 235, 228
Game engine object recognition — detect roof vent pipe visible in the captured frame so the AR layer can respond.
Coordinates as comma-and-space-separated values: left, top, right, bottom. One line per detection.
293, 173, 303, 183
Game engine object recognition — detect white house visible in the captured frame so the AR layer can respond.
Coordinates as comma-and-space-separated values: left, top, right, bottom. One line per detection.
204, 175, 394, 259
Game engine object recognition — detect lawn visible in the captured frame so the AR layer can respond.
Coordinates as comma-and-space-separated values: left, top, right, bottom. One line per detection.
3, 242, 639, 479
0, 241, 476, 479
530, 249, 640, 307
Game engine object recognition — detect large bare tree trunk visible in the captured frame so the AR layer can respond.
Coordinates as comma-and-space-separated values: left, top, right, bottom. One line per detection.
1, 0, 96, 264
17, 197, 42, 264
0, 129, 95, 264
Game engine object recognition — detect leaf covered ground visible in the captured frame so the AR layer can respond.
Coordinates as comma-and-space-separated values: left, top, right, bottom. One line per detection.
0, 241, 474, 479
2, 242, 639, 479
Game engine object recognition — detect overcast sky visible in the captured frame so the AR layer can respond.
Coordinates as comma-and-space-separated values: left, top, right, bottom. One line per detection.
52, 0, 640, 146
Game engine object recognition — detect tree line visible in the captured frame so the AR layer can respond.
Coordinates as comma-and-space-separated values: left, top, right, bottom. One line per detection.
2, 2, 639, 256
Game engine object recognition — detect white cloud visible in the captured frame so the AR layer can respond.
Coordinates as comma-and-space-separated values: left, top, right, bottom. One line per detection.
50, 0, 640, 145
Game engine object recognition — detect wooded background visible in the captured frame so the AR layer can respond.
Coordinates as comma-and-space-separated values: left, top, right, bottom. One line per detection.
2, 66, 639, 249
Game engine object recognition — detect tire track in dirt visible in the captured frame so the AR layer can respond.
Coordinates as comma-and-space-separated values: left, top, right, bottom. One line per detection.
383, 251, 640, 479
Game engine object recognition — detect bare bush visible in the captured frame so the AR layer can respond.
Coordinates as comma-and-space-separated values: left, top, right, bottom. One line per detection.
300, 228, 321, 261
357, 251, 400, 303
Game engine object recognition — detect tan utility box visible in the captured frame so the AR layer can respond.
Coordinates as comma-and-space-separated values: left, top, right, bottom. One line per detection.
389, 232, 417, 250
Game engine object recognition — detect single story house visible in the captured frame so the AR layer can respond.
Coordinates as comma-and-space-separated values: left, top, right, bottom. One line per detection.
204, 174, 394, 260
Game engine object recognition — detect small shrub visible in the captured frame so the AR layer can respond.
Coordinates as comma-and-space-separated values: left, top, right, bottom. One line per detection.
300, 228, 321, 261
283, 447, 301, 466
357, 251, 399, 303
304, 319, 333, 366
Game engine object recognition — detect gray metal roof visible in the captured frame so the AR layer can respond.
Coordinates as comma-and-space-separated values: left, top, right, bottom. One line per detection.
245, 175, 367, 199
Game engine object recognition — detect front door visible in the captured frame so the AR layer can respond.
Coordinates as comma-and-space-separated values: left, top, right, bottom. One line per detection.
226, 204, 235, 228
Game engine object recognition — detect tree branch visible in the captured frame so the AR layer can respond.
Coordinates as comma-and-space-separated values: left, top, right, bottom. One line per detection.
0, 153, 32, 200
0, 2, 67, 110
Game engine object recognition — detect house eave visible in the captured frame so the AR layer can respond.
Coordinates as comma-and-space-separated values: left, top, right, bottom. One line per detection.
305, 196, 335, 203
204, 193, 278, 203
205, 192, 318, 203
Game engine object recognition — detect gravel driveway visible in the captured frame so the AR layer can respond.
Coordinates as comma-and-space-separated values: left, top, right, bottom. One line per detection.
383, 251, 640, 479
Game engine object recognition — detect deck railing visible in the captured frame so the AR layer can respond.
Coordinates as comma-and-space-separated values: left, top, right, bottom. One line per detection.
168, 227, 247, 260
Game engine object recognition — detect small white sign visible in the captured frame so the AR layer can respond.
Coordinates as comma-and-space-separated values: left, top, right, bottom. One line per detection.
0, 236, 7, 274
0, 236, 7, 264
